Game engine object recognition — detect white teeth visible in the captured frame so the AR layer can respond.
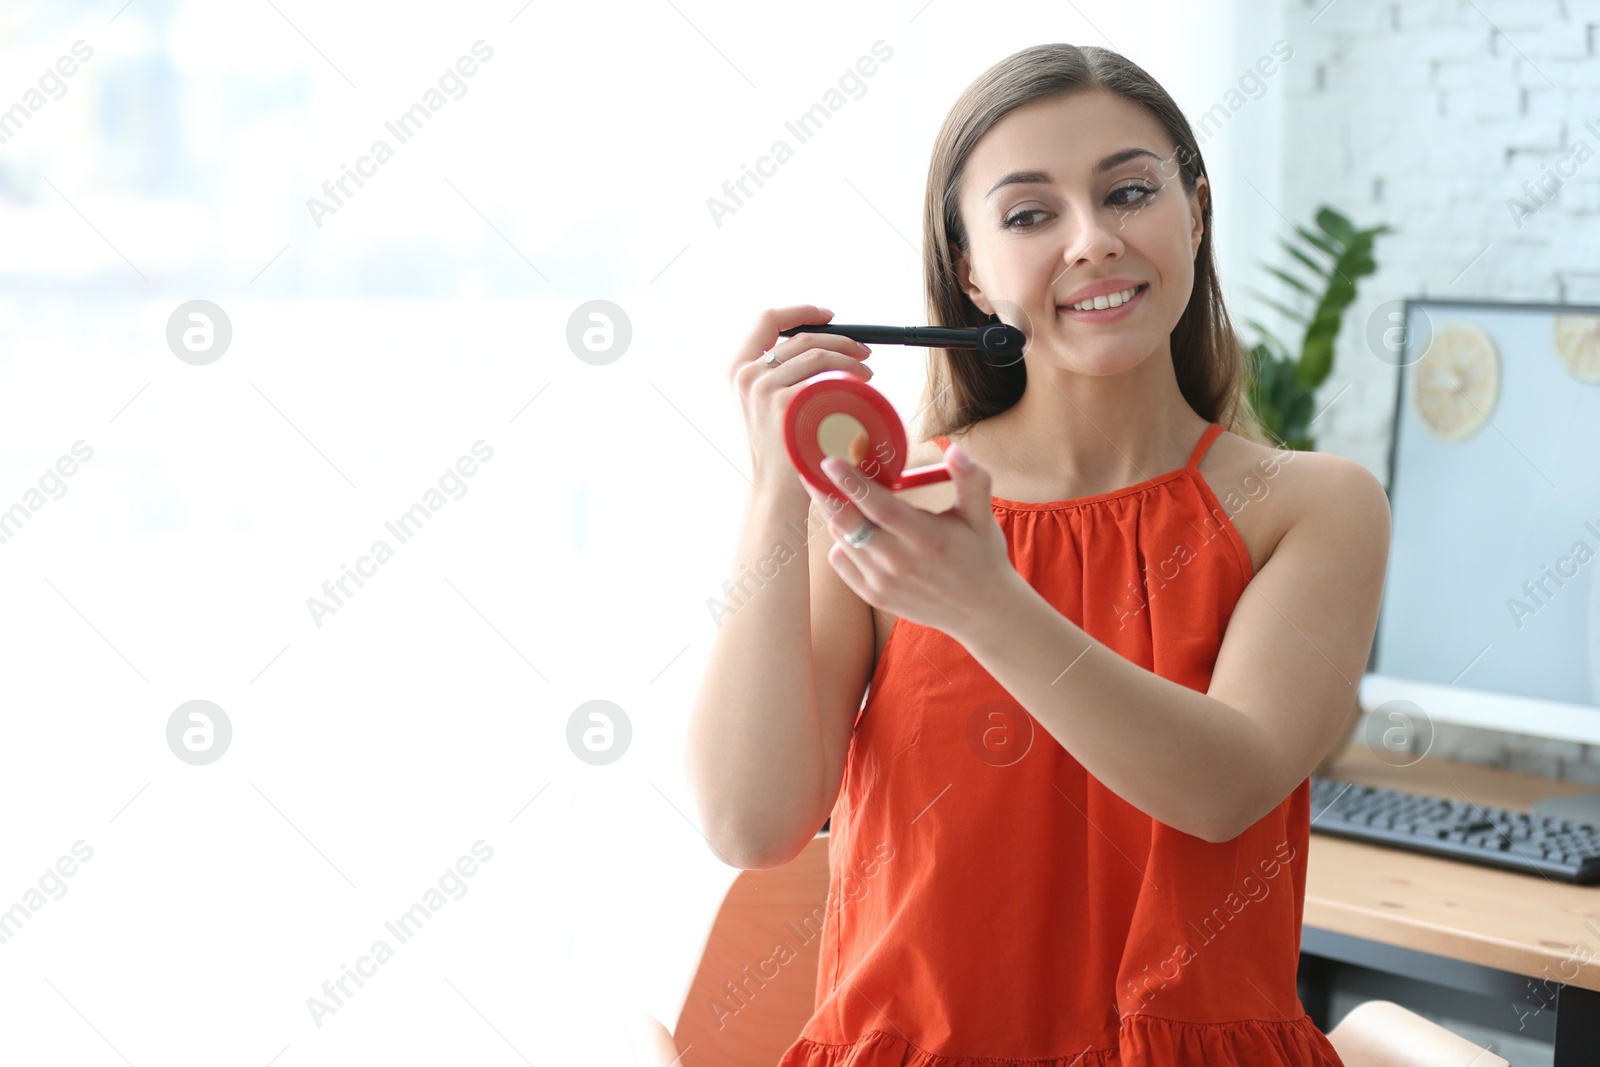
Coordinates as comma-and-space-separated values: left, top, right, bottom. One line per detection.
1069, 285, 1140, 311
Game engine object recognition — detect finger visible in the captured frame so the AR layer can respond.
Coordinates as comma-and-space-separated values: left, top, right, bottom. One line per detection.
807, 477, 862, 534
827, 540, 870, 592
756, 346, 874, 390
943, 442, 994, 529
777, 336, 872, 365
820, 456, 909, 537
742, 305, 833, 362
741, 306, 852, 367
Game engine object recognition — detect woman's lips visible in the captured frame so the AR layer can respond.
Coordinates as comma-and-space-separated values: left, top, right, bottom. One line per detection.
1057, 283, 1148, 323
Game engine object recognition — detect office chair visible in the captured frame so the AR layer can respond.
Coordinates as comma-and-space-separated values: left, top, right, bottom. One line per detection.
1324, 1000, 1510, 1066
633, 832, 830, 1067
633, 834, 1509, 1067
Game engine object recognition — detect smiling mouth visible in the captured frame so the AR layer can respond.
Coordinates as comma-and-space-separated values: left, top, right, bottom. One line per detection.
1056, 283, 1145, 313
1059, 283, 1148, 313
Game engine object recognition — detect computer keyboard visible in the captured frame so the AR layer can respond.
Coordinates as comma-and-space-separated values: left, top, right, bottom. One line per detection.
1308, 775, 1600, 885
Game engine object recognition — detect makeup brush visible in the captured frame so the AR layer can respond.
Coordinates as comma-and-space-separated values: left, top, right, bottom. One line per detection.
778, 321, 1027, 366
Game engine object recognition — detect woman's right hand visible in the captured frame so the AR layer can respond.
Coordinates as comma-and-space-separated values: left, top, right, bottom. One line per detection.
728, 304, 874, 500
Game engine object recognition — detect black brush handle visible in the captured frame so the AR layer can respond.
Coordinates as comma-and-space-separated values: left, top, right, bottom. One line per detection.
778, 322, 1026, 364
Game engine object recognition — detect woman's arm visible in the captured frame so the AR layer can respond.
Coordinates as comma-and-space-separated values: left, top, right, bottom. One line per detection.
952, 455, 1391, 843
687, 483, 826, 869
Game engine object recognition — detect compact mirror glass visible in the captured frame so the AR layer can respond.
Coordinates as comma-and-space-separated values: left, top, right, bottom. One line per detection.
816, 412, 869, 465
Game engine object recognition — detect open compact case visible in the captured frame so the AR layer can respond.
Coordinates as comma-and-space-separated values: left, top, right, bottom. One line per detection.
779, 319, 1027, 504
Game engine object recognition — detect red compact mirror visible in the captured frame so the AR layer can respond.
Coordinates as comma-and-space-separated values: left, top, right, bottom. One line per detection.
783, 371, 951, 503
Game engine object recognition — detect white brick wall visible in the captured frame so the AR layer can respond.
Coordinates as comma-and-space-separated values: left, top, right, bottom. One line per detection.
1281, 0, 1600, 784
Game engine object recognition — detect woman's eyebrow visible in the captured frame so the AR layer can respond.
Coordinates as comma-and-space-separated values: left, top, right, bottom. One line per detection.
982, 148, 1163, 200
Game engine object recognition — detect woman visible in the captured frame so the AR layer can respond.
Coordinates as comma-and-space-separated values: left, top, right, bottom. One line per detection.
688, 42, 1388, 1066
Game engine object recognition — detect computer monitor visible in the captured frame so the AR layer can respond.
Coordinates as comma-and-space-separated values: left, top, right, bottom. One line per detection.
1358, 297, 1600, 821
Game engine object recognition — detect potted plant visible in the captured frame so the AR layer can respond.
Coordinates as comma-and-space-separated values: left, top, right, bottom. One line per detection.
1245, 205, 1392, 450
1244, 205, 1392, 776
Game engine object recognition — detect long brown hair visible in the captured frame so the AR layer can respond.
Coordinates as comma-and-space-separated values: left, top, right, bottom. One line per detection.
917, 43, 1270, 445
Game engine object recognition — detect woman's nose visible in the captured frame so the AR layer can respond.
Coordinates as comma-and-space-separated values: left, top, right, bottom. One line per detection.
1059, 208, 1126, 269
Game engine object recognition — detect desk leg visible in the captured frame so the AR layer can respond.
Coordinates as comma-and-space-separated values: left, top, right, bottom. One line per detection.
1297, 952, 1334, 1031
1556, 983, 1600, 1067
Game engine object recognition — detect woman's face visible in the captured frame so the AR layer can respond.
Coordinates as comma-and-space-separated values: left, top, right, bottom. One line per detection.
954, 89, 1207, 377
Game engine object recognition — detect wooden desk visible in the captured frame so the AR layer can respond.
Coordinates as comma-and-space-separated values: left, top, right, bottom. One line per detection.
1301, 745, 1600, 1066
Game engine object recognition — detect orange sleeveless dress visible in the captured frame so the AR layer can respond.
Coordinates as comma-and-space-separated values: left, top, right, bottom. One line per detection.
776, 421, 1344, 1066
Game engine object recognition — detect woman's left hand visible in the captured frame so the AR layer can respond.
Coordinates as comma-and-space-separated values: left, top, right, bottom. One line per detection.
804, 442, 1021, 640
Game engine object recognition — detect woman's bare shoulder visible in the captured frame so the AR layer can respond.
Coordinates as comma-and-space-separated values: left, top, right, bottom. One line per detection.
1218, 431, 1384, 506
1207, 429, 1389, 572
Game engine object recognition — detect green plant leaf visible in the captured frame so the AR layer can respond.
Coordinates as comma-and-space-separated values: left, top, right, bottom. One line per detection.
1341, 254, 1378, 276
1263, 265, 1319, 298
1303, 308, 1344, 349
1318, 273, 1357, 311
1245, 323, 1293, 361
1285, 389, 1315, 430
1342, 232, 1376, 257
1298, 334, 1335, 387
1280, 239, 1330, 277
1249, 204, 1392, 453
1256, 402, 1283, 439
1244, 318, 1276, 342
1316, 207, 1356, 244
1293, 225, 1339, 258
1249, 290, 1309, 325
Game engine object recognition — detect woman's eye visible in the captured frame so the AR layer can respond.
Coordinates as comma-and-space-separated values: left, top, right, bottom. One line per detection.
1004, 183, 1158, 231
1003, 208, 1048, 231
1108, 182, 1157, 207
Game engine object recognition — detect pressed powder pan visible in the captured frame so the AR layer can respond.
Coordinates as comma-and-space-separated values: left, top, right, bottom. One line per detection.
784, 370, 953, 503
777, 319, 1027, 504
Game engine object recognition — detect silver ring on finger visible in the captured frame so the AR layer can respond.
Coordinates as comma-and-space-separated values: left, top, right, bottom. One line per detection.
763, 349, 784, 366
842, 520, 877, 549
